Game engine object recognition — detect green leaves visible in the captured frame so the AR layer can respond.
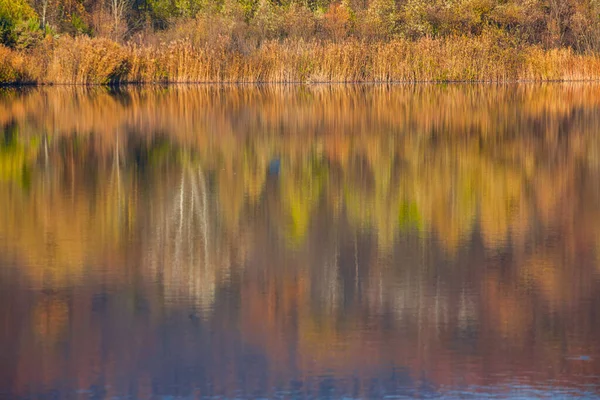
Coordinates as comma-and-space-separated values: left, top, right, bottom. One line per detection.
0, 0, 39, 46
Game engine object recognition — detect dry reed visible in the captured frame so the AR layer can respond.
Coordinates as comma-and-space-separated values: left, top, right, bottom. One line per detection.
2, 35, 600, 85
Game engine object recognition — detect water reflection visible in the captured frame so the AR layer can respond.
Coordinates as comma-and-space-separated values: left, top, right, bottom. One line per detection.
0, 85, 600, 398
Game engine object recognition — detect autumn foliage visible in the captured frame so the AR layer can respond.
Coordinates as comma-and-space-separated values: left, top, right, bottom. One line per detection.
2, 0, 600, 83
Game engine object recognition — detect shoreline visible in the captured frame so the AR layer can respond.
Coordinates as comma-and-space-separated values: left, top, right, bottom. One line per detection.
4, 79, 600, 87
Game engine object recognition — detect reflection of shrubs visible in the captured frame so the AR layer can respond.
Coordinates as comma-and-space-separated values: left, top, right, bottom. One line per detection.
0, 122, 38, 186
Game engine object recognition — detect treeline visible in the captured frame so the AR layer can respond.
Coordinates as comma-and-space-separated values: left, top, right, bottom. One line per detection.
4, 0, 600, 49
2, 0, 600, 83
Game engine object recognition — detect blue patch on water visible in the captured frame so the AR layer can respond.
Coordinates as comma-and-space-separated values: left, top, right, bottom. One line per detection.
268, 159, 280, 176
566, 355, 592, 361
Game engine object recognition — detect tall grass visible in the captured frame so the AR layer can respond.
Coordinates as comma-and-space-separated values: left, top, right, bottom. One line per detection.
2, 35, 600, 85
0, 45, 35, 84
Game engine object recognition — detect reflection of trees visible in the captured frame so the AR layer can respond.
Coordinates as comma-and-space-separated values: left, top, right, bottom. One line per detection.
2, 85, 600, 396
0, 133, 137, 287
144, 161, 227, 317
0, 121, 38, 185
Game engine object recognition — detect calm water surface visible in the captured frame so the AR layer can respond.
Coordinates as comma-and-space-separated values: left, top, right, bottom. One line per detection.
1, 85, 600, 399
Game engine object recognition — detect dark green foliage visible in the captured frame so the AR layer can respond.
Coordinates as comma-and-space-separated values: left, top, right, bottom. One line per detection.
0, 0, 39, 46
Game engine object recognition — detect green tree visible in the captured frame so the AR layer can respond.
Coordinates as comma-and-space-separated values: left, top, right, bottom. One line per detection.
0, 0, 39, 46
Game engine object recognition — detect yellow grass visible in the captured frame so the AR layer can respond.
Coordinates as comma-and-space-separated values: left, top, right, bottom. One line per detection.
2, 35, 600, 85
0, 45, 35, 84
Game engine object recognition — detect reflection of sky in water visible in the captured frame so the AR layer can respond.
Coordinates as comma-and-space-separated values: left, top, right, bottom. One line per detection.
0, 85, 600, 399
445, 383, 600, 400
68, 381, 600, 400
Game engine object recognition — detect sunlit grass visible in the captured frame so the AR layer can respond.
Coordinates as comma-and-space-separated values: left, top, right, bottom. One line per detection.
2, 34, 600, 84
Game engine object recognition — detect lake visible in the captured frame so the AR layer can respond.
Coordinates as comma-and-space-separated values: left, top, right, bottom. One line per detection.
1, 84, 600, 399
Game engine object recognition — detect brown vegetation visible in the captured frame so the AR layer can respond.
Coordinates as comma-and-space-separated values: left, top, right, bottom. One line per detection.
2, 34, 600, 84
3, 0, 600, 84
